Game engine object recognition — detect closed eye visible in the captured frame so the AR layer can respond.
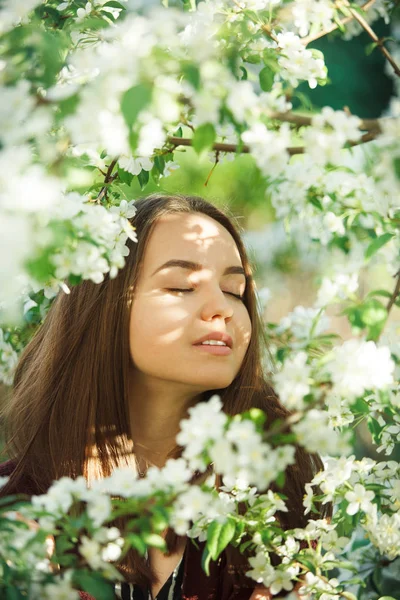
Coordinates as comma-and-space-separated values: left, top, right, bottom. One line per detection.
166, 288, 244, 301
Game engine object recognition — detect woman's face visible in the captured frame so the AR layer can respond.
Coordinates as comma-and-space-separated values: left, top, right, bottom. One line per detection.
129, 212, 252, 393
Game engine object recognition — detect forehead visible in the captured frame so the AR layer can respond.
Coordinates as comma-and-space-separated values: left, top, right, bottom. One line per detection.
142, 212, 242, 270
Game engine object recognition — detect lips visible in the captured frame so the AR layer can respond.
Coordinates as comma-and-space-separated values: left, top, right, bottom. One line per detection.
193, 332, 233, 348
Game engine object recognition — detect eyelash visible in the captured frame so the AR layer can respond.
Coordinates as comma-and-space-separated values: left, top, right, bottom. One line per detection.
166, 288, 244, 301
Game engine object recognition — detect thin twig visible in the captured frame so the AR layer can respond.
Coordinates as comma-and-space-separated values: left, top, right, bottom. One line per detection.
96, 157, 119, 203
340, 0, 400, 77
386, 269, 400, 314
167, 126, 381, 157
302, 0, 377, 45
204, 150, 220, 186
268, 111, 382, 133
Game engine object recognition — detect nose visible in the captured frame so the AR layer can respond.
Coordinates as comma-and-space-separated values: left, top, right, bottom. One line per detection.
200, 286, 234, 322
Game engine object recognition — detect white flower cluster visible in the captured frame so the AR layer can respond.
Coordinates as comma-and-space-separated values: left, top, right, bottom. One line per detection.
0, 182, 137, 318
274, 352, 312, 410
241, 123, 291, 178
292, 409, 351, 455
364, 510, 400, 561
247, 551, 299, 594
376, 412, 400, 456
308, 457, 400, 559
177, 395, 295, 490
315, 272, 359, 307
79, 526, 125, 576
287, 0, 335, 38
52, 198, 137, 284
275, 32, 327, 89
304, 107, 362, 165
276, 305, 330, 340
0, 0, 42, 34
298, 572, 342, 599
325, 339, 395, 400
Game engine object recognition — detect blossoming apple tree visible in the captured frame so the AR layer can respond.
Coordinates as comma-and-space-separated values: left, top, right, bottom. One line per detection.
0, 0, 399, 599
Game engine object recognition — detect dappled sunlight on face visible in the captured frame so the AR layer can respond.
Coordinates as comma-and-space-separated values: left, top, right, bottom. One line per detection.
128, 212, 252, 394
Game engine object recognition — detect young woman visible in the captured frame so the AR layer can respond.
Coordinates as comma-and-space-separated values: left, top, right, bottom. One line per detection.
0, 194, 328, 600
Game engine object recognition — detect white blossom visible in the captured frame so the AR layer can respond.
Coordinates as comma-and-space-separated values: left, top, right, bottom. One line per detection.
276, 305, 330, 339
44, 575, 79, 600
293, 409, 350, 455
327, 339, 395, 399
119, 156, 153, 176
241, 123, 291, 178
274, 352, 311, 410
87, 494, 112, 527
315, 273, 359, 307
0, 0, 42, 33
345, 483, 375, 516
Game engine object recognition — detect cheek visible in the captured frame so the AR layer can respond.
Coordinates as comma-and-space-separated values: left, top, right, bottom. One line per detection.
238, 306, 252, 350
128, 294, 190, 358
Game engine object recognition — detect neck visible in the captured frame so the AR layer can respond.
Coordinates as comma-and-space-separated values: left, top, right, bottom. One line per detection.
128, 370, 202, 469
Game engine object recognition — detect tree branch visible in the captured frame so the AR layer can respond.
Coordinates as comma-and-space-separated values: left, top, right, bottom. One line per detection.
340, 0, 400, 77
267, 111, 383, 133
386, 269, 400, 314
96, 157, 118, 203
302, 0, 377, 45
167, 126, 381, 157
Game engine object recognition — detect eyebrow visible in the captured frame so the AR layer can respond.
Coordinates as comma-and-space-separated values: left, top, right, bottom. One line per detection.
151, 259, 246, 277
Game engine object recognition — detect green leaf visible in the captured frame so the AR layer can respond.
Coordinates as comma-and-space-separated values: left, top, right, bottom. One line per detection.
259, 66, 274, 92
55, 534, 75, 555
118, 167, 134, 186
6, 588, 23, 600
201, 546, 212, 576
137, 168, 150, 190
378, 597, 397, 600
365, 233, 394, 260
142, 533, 166, 550
245, 54, 261, 64
240, 66, 248, 80
182, 64, 201, 90
365, 41, 379, 56
298, 557, 316, 574
57, 94, 80, 120
173, 126, 183, 138
366, 289, 392, 300
126, 533, 147, 555
394, 157, 400, 178
74, 570, 115, 600
121, 84, 152, 127
367, 416, 383, 442
352, 397, 370, 414
206, 519, 236, 560
246, 408, 267, 428
192, 123, 216, 155
154, 155, 166, 175
25, 247, 56, 283
103, 1, 126, 8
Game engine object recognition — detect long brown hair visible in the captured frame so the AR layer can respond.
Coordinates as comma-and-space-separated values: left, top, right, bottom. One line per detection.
0, 193, 329, 585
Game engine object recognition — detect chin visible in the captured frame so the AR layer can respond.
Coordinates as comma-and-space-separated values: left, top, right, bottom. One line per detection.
190, 374, 236, 391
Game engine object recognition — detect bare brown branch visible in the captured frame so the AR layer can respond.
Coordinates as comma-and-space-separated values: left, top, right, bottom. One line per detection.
167, 125, 382, 157
340, 0, 400, 77
268, 111, 382, 133
96, 157, 118, 203
386, 269, 400, 314
302, 0, 377, 45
